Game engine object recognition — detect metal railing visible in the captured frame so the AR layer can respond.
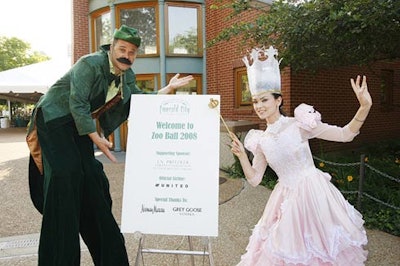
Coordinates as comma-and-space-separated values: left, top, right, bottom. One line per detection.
313, 154, 400, 211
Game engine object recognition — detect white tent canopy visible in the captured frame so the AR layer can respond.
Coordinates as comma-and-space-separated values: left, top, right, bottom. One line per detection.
0, 57, 71, 124
0, 57, 71, 101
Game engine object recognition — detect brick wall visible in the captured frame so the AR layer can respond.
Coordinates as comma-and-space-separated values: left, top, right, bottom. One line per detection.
291, 61, 400, 152
206, 0, 270, 122
72, 0, 90, 63
72, 0, 399, 153
205, 0, 400, 152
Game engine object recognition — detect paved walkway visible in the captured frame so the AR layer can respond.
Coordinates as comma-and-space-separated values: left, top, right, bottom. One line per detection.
0, 127, 399, 265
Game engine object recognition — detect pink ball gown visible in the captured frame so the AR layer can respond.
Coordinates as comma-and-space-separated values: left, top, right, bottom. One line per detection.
237, 104, 368, 266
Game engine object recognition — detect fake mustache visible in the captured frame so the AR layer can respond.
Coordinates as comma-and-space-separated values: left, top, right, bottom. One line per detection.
117, 57, 133, 65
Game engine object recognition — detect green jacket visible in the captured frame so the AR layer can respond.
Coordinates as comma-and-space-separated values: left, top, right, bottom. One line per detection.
30, 45, 148, 137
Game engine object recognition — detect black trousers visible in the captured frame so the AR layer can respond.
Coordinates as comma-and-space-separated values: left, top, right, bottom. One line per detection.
29, 110, 129, 265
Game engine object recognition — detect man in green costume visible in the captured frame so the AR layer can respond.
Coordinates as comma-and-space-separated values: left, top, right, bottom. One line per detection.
27, 25, 193, 265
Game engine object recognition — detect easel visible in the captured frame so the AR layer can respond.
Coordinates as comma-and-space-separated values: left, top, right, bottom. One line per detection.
134, 234, 214, 266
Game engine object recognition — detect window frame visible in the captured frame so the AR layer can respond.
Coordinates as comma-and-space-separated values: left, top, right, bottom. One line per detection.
165, 2, 203, 57
115, 2, 159, 57
136, 74, 160, 93
234, 67, 252, 108
380, 69, 394, 104
90, 7, 112, 53
167, 74, 202, 95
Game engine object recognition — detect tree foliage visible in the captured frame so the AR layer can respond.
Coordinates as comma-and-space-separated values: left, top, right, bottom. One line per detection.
0, 37, 50, 71
209, 0, 400, 71
170, 28, 199, 54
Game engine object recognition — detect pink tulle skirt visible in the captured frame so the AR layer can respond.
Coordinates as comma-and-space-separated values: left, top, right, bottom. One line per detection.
237, 171, 368, 266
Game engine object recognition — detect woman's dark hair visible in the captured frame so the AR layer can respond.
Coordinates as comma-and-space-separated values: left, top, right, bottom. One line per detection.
272, 93, 286, 116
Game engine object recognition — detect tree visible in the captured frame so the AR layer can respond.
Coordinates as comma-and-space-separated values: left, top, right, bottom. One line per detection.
209, 0, 400, 72
0, 37, 50, 71
170, 28, 199, 54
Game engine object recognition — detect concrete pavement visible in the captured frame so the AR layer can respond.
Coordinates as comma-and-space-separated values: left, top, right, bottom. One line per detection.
0, 127, 399, 265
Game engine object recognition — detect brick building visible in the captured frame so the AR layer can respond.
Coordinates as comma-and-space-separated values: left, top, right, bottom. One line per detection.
72, 0, 400, 153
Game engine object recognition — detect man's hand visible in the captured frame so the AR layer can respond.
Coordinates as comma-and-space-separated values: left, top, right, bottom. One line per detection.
88, 132, 117, 163
158, 74, 194, 94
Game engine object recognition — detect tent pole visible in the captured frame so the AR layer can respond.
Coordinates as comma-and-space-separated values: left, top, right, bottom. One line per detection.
7, 100, 11, 120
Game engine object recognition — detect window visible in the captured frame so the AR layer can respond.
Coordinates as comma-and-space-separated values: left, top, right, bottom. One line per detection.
136, 74, 159, 93
167, 74, 201, 95
380, 69, 394, 109
117, 3, 158, 55
91, 9, 112, 52
166, 3, 202, 56
235, 67, 252, 107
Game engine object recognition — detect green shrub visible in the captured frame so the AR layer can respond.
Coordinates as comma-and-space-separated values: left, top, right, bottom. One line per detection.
315, 139, 400, 236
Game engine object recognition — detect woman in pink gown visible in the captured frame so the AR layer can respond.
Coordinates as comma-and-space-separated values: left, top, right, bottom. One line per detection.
230, 47, 371, 265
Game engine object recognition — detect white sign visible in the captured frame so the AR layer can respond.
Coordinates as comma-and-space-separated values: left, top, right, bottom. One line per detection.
121, 95, 220, 237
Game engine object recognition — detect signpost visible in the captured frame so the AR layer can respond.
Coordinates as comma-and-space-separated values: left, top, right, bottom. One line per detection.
121, 95, 220, 265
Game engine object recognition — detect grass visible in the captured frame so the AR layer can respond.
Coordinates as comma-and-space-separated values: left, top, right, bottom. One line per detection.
223, 139, 400, 236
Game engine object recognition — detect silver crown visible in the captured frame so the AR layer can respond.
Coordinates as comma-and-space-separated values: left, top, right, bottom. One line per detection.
242, 46, 281, 96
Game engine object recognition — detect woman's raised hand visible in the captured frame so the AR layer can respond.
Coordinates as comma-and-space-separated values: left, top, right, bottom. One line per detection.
350, 75, 372, 108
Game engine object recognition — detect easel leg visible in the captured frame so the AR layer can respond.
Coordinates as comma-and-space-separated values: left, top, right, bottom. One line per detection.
188, 236, 195, 266
208, 237, 214, 266
134, 235, 214, 265
135, 235, 145, 266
